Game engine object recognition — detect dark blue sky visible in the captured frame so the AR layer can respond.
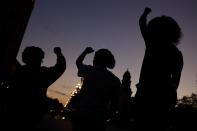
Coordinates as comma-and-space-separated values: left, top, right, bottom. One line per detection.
18, 0, 197, 104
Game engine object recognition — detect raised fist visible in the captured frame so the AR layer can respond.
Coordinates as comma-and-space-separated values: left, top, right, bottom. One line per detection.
54, 47, 62, 55
144, 7, 152, 15
84, 47, 94, 54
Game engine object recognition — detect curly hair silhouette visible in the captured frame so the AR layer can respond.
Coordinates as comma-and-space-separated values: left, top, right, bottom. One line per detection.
148, 16, 182, 45
93, 49, 115, 69
22, 46, 44, 66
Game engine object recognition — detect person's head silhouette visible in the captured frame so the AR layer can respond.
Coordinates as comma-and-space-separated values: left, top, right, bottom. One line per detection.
148, 16, 182, 46
22, 46, 44, 67
93, 49, 115, 69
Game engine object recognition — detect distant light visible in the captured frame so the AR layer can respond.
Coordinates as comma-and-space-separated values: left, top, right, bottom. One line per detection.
106, 119, 111, 123
65, 83, 82, 107
77, 83, 81, 89
62, 116, 66, 120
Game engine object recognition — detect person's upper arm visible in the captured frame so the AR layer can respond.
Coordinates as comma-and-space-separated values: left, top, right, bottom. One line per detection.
42, 55, 66, 86
172, 51, 183, 88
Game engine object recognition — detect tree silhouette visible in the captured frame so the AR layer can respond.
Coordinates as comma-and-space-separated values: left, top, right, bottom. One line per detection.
177, 93, 197, 108
170, 93, 197, 131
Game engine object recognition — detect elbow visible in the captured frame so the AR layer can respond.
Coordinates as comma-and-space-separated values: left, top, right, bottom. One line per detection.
76, 61, 79, 68
63, 62, 66, 71
62, 57, 67, 71
77, 72, 81, 77
75, 59, 79, 66
59, 62, 66, 74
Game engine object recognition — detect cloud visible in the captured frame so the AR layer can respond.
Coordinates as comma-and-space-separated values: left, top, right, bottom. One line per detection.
48, 88, 69, 97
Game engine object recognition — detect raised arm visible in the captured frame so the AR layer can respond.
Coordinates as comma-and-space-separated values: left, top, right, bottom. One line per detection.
139, 7, 151, 46
52, 47, 66, 77
43, 47, 66, 87
76, 47, 94, 68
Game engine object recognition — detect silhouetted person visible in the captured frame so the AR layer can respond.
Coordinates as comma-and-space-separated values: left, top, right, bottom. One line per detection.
118, 70, 132, 127
8, 46, 66, 130
72, 47, 121, 131
135, 8, 183, 131
121, 70, 132, 98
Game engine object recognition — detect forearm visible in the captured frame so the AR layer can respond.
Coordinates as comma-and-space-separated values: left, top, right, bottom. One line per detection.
139, 12, 147, 25
139, 8, 151, 45
55, 53, 66, 73
76, 51, 87, 68
140, 14, 149, 43
139, 13, 147, 33
76, 47, 94, 68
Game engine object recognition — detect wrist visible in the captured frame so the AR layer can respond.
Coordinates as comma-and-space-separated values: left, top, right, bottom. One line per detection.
83, 50, 89, 55
56, 52, 63, 57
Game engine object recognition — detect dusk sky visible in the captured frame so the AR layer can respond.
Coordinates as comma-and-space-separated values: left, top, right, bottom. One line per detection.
18, 0, 197, 105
